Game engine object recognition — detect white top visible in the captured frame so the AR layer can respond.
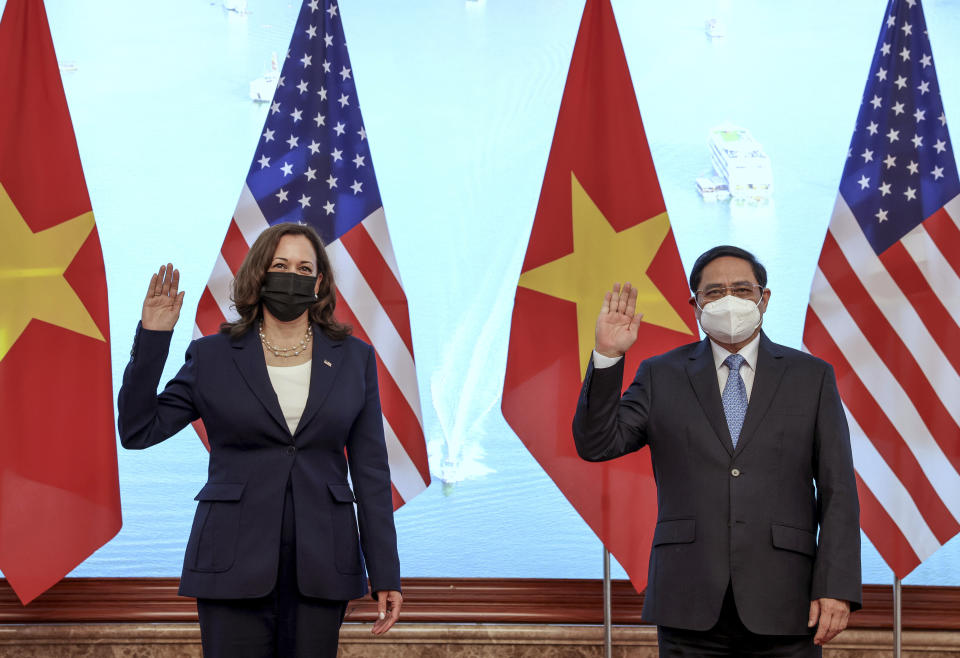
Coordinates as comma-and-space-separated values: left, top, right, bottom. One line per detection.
266, 360, 312, 434
591, 333, 761, 401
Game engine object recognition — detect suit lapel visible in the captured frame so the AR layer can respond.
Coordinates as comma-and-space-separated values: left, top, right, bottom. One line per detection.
231, 328, 289, 434
294, 326, 344, 437
734, 332, 786, 456
686, 338, 734, 457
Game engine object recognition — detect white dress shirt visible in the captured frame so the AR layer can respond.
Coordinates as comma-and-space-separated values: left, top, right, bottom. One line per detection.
592, 333, 761, 400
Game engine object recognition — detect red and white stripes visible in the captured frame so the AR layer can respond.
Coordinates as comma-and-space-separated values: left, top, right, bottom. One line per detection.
803, 193, 960, 576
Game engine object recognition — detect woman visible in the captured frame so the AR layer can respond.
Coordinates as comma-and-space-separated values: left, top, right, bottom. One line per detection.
118, 222, 402, 657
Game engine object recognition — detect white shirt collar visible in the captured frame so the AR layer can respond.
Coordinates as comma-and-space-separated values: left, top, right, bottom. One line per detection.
710, 332, 761, 373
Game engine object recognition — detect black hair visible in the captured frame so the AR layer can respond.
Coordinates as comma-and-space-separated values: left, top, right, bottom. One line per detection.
688, 245, 767, 293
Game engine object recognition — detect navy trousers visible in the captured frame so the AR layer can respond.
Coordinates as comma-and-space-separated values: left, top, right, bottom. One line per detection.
196, 480, 348, 658
657, 584, 821, 657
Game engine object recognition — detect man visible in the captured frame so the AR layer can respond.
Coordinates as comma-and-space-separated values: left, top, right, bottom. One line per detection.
573, 245, 861, 656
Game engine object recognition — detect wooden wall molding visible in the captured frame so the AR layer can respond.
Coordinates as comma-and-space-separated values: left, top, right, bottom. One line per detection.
1, 578, 958, 629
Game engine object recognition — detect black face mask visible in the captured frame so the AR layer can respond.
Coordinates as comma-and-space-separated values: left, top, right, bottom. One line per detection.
260, 272, 318, 322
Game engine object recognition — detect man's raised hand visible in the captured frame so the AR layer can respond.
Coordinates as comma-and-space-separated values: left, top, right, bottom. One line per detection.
594, 282, 643, 358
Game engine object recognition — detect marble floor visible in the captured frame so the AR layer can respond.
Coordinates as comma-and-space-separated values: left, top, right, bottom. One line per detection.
0, 623, 958, 656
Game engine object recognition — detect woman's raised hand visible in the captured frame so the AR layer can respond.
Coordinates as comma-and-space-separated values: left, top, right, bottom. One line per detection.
595, 282, 643, 358
141, 264, 185, 331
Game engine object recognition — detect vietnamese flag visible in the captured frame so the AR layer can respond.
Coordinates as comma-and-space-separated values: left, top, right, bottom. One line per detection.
0, 0, 121, 604
502, 0, 697, 593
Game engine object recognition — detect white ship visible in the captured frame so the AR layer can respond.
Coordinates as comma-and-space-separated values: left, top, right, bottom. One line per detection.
707, 124, 773, 199
249, 53, 280, 103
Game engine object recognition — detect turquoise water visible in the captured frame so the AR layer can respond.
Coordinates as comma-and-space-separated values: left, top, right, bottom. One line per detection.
1, 0, 958, 586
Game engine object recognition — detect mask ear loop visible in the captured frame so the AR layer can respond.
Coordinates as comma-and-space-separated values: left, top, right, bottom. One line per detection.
755, 288, 767, 313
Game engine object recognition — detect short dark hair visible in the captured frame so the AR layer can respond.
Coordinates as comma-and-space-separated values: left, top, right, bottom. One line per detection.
688, 245, 767, 293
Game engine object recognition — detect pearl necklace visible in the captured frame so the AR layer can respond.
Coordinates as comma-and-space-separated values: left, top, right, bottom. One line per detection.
260, 324, 312, 357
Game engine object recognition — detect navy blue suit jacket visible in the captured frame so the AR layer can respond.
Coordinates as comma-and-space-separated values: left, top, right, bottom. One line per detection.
117, 323, 400, 601
573, 333, 861, 635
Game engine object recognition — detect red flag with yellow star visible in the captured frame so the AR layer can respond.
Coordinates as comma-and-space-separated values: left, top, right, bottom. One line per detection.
0, 0, 121, 604
502, 0, 697, 593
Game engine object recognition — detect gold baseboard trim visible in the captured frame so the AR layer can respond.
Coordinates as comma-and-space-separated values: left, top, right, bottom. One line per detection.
340, 623, 659, 645
0, 623, 200, 645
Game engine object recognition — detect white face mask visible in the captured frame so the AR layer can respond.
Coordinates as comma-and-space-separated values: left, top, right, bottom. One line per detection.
698, 294, 763, 344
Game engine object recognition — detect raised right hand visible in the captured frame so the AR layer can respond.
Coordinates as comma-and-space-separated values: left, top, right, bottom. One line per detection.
595, 282, 643, 358
141, 263, 185, 331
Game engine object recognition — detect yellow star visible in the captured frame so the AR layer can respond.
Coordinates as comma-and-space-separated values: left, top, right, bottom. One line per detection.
519, 172, 692, 377
0, 182, 105, 362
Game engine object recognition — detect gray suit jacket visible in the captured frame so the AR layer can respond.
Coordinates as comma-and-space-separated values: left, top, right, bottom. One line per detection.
573, 332, 861, 634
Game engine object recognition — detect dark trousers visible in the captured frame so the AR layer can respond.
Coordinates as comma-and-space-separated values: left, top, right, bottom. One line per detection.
657, 584, 821, 657
197, 480, 348, 658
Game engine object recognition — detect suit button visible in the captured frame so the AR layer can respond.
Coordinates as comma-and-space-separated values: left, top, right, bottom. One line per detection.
731, 468, 741, 477
286, 446, 296, 455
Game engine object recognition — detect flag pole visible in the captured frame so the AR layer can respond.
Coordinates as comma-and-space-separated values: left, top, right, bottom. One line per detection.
603, 547, 612, 658
893, 576, 902, 658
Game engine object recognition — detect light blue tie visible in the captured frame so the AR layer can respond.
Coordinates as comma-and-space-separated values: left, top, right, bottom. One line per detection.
722, 354, 748, 449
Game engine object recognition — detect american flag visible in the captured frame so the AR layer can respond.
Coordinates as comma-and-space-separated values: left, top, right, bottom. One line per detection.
194, 0, 431, 509
803, 0, 960, 577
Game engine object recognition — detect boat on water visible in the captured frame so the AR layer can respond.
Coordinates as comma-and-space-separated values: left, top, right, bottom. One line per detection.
705, 17, 726, 39
249, 53, 279, 103
706, 124, 773, 200
223, 0, 248, 14
696, 175, 729, 202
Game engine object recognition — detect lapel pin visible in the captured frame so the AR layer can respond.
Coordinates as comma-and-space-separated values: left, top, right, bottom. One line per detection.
323, 359, 333, 367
